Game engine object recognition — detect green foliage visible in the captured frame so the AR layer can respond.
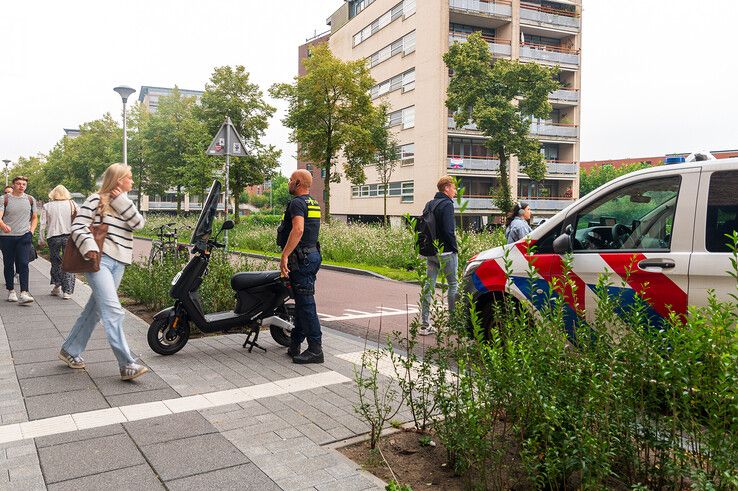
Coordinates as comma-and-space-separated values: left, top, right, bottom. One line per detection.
119, 249, 269, 314
199, 65, 280, 222
10, 155, 52, 198
580, 161, 654, 196
385, 480, 412, 491
369, 104, 401, 226
144, 87, 212, 212
270, 43, 379, 221
268, 173, 291, 211
244, 213, 282, 227
354, 345, 402, 449
444, 32, 560, 214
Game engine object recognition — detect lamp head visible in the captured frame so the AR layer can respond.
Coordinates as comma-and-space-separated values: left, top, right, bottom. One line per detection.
1, 160, 10, 167
113, 86, 136, 103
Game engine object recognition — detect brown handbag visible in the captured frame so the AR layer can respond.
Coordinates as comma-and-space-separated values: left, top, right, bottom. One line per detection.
61, 203, 108, 273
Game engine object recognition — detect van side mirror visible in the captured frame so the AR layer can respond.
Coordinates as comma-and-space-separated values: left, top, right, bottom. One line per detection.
221, 220, 235, 231
553, 231, 573, 254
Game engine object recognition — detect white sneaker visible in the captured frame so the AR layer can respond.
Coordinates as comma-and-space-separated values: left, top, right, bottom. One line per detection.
18, 291, 34, 305
51, 285, 62, 296
62, 292, 72, 300
419, 325, 437, 336
7, 290, 18, 302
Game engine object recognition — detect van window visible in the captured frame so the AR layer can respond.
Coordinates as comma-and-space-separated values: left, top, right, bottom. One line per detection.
571, 177, 680, 252
706, 170, 738, 253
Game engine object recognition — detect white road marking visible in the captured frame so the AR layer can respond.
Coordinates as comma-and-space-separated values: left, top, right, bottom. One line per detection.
0, 371, 350, 445
318, 307, 419, 322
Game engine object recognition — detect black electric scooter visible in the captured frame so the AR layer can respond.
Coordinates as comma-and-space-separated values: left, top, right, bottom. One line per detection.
147, 180, 295, 356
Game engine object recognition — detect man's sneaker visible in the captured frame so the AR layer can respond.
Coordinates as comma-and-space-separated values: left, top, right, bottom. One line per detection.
419, 325, 437, 336
62, 292, 72, 300
59, 349, 85, 369
18, 292, 34, 305
51, 285, 62, 296
7, 290, 17, 302
293, 347, 324, 364
120, 363, 149, 381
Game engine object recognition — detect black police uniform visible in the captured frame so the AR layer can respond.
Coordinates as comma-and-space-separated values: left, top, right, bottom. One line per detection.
277, 194, 323, 362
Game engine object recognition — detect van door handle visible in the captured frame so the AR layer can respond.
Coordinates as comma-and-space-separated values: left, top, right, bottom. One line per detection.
637, 258, 675, 270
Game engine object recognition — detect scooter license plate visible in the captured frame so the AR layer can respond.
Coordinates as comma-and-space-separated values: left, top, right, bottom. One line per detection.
171, 271, 182, 286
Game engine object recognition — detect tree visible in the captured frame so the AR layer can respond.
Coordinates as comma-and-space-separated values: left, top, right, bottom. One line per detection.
580, 162, 654, 196
444, 32, 560, 214
44, 114, 122, 194
270, 43, 379, 222
198, 65, 280, 218
268, 173, 291, 212
368, 105, 400, 226
10, 155, 52, 198
126, 102, 151, 207
144, 88, 210, 213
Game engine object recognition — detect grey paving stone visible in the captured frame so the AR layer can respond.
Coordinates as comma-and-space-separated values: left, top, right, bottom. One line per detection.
19, 372, 96, 397
38, 433, 145, 484
125, 412, 217, 446
8, 335, 64, 351
15, 360, 73, 379
166, 463, 279, 491
46, 463, 164, 491
140, 433, 249, 481
91, 370, 170, 397
275, 468, 335, 490
25, 388, 109, 420
9, 347, 58, 365
315, 474, 384, 491
105, 387, 180, 407
35, 424, 125, 448
7, 475, 46, 490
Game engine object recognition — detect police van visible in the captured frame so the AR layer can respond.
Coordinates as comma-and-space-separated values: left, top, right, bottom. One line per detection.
463, 154, 738, 328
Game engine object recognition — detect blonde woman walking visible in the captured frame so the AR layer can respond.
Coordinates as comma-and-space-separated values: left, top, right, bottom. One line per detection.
39, 185, 78, 299
59, 163, 148, 381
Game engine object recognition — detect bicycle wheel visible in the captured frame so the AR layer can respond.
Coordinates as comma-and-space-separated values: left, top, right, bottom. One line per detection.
148, 242, 163, 266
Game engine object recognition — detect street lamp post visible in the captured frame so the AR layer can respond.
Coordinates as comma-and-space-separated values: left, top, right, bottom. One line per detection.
1, 160, 10, 187
113, 86, 136, 165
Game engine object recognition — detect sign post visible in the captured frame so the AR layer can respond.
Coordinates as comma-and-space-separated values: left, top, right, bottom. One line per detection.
206, 116, 247, 251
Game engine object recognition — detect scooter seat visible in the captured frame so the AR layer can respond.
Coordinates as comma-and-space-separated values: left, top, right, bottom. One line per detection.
231, 271, 281, 290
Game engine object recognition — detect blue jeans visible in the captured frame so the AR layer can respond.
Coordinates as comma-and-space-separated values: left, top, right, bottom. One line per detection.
420, 253, 459, 327
62, 254, 136, 368
289, 250, 322, 347
0, 233, 32, 292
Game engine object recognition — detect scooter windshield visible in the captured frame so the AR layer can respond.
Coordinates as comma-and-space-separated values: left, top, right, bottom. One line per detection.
190, 180, 222, 244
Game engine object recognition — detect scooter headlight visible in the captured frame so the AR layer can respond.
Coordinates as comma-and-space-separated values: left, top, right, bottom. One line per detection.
171, 271, 182, 286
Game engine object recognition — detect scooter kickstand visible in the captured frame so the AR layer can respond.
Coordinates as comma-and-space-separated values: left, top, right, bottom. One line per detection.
242, 328, 267, 353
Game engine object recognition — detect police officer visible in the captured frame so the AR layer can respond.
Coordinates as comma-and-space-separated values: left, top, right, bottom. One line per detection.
277, 169, 323, 364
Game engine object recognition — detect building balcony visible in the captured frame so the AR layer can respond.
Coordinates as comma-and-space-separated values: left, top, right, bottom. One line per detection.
530, 121, 578, 139
456, 196, 573, 212
449, 0, 512, 19
448, 116, 478, 134
520, 2, 580, 31
549, 88, 579, 103
545, 160, 578, 175
449, 31, 511, 57
520, 43, 579, 66
447, 155, 500, 172
519, 197, 573, 212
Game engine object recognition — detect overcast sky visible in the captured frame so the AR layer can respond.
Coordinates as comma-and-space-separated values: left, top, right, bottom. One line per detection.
1, 0, 737, 175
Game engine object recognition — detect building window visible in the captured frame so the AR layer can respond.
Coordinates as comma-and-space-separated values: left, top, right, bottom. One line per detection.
353, 0, 414, 46
368, 31, 415, 68
351, 180, 414, 200
349, 0, 376, 18
399, 143, 415, 165
370, 68, 416, 99
387, 106, 415, 129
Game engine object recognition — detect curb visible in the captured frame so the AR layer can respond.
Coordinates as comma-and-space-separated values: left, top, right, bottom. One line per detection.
134, 236, 392, 280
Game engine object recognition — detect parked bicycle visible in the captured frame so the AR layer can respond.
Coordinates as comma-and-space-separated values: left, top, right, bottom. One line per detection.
148, 223, 190, 265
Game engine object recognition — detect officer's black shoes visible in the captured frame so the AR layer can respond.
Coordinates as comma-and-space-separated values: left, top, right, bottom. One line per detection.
293, 346, 324, 364
287, 343, 302, 357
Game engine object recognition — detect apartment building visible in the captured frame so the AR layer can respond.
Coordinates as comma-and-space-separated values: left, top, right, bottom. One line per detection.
304, 0, 582, 226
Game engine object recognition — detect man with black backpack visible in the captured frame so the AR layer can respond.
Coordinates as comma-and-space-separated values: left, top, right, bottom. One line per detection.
417, 175, 458, 335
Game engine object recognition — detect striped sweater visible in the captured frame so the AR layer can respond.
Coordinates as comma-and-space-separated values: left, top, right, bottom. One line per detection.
71, 193, 144, 265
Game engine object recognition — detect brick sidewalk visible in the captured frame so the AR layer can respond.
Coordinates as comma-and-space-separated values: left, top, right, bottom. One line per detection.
0, 256, 403, 490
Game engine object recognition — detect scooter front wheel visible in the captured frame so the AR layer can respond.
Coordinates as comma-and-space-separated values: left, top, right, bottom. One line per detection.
148, 317, 190, 355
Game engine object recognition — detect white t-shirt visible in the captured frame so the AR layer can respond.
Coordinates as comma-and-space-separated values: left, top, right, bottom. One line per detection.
41, 200, 78, 238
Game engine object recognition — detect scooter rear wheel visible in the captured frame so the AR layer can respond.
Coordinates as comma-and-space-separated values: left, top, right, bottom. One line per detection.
148, 317, 190, 355
269, 304, 294, 347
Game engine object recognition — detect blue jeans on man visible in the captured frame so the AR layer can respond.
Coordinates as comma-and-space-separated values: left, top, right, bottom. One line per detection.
420, 252, 459, 329
289, 250, 322, 351
0, 232, 33, 292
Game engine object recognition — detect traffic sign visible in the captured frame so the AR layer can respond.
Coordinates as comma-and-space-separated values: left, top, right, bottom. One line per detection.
206, 121, 247, 156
